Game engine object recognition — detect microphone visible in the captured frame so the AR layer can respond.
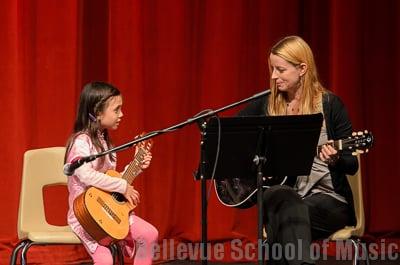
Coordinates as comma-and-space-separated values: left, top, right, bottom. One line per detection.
63, 154, 99, 176
63, 157, 85, 176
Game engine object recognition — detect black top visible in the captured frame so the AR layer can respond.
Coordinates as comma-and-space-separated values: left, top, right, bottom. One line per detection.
238, 90, 358, 224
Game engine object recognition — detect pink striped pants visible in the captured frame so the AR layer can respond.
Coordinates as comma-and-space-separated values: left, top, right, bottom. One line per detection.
89, 215, 158, 265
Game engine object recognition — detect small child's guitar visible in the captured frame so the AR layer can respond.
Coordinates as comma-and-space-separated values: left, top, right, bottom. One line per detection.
73, 137, 153, 245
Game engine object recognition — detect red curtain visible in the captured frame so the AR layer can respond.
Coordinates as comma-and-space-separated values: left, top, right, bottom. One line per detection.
0, 0, 399, 263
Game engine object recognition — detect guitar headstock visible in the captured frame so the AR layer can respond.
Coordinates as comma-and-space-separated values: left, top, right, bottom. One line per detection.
341, 130, 374, 156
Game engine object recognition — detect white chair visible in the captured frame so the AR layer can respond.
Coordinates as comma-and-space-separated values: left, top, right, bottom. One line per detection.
10, 147, 123, 265
328, 155, 370, 265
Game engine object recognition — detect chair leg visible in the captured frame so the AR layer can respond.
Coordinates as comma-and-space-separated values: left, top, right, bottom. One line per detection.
10, 240, 29, 265
15, 241, 125, 265
351, 239, 360, 265
109, 244, 117, 265
360, 241, 370, 265
109, 243, 125, 265
20, 241, 34, 265
351, 238, 371, 265
117, 244, 124, 265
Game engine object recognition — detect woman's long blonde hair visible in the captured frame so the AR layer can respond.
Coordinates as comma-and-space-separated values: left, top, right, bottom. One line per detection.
267, 36, 325, 116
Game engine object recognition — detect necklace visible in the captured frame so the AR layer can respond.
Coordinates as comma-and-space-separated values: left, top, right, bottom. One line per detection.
286, 102, 300, 114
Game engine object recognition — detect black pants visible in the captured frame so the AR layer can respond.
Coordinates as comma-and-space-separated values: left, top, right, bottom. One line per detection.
262, 185, 353, 265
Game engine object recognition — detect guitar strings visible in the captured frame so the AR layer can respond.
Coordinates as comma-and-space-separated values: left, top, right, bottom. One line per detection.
111, 147, 148, 200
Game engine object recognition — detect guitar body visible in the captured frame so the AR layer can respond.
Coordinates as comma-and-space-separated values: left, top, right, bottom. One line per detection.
73, 134, 153, 246
73, 169, 135, 246
214, 175, 288, 208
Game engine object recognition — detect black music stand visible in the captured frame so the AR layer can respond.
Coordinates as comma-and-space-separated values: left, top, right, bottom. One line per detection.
200, 113, 323, 265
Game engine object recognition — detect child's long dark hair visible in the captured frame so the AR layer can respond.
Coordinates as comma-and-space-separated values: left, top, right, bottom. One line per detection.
65, 81, 121, 164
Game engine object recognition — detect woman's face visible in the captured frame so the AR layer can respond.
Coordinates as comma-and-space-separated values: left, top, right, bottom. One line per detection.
98, 95, 123, 130
269, 53, 305, 94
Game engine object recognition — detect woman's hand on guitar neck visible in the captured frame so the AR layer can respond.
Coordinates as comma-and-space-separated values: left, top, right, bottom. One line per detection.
124, 184, 140, 207
319, 140, 339, 166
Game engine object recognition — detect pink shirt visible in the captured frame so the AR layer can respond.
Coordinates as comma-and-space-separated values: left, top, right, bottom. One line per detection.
66, 132, 128, 253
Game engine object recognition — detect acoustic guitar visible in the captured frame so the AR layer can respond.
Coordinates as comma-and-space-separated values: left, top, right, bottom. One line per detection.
214, 130, 374, 209
73, 138, 153, 245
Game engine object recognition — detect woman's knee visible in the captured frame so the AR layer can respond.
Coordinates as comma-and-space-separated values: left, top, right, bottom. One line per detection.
263, 185, 301, 204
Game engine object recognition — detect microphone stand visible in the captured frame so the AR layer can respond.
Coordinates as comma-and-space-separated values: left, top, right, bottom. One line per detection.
67, 89, 270, 265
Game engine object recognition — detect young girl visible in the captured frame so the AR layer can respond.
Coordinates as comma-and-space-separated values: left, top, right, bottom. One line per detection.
65, 82, 158, 265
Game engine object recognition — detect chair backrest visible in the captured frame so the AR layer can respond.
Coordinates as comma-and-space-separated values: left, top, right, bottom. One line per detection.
17, 147, 70, 239
347, 155, 365, 237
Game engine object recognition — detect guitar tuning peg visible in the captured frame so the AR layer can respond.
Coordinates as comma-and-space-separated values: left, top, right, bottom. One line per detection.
357, 131, 363, 136
352, 132, 357, 136
364, 130, 368, 134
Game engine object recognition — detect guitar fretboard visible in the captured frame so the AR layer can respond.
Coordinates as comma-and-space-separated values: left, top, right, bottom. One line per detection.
316, 140, 341, 155
123, 148, 147, 185
316, 132, 372, 155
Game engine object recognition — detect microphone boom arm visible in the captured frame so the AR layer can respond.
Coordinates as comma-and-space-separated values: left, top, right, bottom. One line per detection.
64, 89, 270, 175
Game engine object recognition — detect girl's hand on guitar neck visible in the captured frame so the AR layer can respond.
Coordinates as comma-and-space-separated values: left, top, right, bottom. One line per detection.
124, 184, 140, 207
319, 140, 339, 166
140, 153, 152, 170
133, 143, 153, 170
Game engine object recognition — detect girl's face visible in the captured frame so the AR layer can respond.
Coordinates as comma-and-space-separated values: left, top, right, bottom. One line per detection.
98, 95, 123, 130
269, 53, 306, 94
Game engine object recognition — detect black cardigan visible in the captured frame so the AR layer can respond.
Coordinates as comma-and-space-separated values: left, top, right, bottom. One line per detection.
238, 90, 358, 224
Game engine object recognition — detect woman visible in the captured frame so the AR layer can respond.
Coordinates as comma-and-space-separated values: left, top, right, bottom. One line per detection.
239, 36, 358, 265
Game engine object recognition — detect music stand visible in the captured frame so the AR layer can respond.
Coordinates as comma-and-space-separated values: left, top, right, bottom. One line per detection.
201, 113, 323, 264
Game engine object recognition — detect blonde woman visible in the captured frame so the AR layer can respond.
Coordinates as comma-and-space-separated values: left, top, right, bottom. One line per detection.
239, 36, 358, 265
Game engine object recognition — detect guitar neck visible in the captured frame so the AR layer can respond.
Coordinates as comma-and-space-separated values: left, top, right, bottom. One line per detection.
122, 148, 146, 185
316, 139, 342, 154
315, 131, 373, 156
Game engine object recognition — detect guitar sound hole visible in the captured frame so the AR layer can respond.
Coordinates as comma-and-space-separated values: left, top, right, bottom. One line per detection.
112, 192, 126, 203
